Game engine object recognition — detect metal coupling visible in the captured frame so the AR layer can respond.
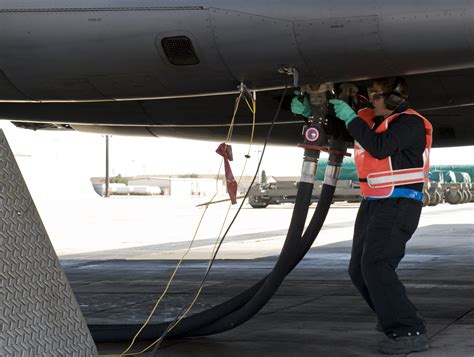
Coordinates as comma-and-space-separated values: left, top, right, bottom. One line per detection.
323, 164, 341, 186
300, 160, 318, 184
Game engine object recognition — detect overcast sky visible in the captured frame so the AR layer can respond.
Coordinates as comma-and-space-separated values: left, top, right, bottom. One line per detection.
1, 119, 473, 189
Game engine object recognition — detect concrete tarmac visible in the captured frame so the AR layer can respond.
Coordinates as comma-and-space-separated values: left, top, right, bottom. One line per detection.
61, 202, 474, 356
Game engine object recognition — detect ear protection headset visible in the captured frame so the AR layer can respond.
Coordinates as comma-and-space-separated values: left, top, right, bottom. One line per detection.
384, 77, 406, 110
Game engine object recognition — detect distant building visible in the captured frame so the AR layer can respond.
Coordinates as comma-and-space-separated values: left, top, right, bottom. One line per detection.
92, 175, 257, 197
127, 176, 227, 197
91, 182, 126, 196
127, 176, 172, 195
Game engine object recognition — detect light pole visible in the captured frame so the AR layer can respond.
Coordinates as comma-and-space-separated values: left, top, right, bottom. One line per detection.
105, 135, 110, 197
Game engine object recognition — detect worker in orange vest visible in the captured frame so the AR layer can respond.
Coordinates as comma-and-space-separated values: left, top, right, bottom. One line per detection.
292, 77, 432, 354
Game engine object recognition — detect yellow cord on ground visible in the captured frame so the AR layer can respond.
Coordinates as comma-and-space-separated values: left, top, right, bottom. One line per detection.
148, 94, 257, 346
126, 124, 256, 356
141, 96, 258, 354
101, 93, 256, 357
118, 189, 219, 356
99, 91, 257, 357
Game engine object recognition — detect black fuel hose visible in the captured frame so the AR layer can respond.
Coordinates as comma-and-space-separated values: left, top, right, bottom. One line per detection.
89, 178, 315, 342
89, 170, 339, 343
173, 145, 346, 338
177, 183, 336, 337
149, 179, 315, 347
89, 136, 347, 345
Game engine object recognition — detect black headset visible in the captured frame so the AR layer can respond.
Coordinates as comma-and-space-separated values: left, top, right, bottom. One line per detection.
384, 77, 406, 110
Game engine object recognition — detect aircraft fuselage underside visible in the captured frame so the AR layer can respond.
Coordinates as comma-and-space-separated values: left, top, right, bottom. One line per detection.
0, 1, 473, 147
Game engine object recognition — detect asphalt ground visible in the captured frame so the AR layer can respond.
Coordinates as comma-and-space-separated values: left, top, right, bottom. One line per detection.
58, 200, 474, 356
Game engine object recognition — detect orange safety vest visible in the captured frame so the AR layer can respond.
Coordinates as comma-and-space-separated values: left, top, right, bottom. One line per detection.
354, 108, 433, 198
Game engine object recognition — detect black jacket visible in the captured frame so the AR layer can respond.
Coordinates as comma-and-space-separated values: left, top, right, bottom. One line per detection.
347, 102, 426, 192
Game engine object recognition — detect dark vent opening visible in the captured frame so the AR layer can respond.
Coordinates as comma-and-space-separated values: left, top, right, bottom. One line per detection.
161, 36, 200, 66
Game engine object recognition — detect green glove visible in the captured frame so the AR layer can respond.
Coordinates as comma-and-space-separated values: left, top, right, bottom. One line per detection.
329, 99, 357, 127
291, 91, 313, 118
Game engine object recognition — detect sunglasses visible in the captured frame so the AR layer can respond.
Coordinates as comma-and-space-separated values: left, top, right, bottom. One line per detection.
368, 88, 388, 101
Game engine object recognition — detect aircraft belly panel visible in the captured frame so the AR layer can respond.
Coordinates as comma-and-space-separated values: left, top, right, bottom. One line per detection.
25, 78, 108, 101
0, 1, 209, 12
465, 3, 474, 54
402, 69, 474, 110
0, 70, 29, 100
0, 12, 139, 99
435, 69, 474, 107
421, 105, 474, 147
0, 9, 233, 100
210, 9, 312, 87
378, 9, 474, 73
145, 10, 235, 94
294, 16, 392, 83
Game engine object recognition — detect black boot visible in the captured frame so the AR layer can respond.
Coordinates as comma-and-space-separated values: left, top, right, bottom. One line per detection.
378, 333, 429, 354
377, 311, 426, 334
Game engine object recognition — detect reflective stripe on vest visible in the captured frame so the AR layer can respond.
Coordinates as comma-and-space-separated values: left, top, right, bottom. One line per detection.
355, 108, 433, 198
367, 168, 428, 188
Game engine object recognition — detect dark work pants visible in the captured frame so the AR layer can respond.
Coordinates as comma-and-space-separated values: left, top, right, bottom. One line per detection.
348, 198, 426, 337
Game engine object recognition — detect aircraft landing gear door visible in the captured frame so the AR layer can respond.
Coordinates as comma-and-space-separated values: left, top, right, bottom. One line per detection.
294, 16, 390, 82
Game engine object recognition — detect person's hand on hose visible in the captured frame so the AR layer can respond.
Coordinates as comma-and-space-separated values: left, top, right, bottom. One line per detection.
291, 91, 313, 118
329, 99, 357, 127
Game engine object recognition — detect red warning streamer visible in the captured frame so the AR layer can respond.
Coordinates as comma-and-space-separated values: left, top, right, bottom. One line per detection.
216, 143, 238, 204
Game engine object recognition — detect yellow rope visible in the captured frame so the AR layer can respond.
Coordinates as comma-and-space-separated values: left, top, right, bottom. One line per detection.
118, 179, 221, 356
126, 134, 255, 356
244, 97, 257, 153
150, 96, 256, 345
99, 91, 257, 357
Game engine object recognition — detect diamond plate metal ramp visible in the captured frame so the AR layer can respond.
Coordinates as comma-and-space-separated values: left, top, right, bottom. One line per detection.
0, 130, 98, 356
